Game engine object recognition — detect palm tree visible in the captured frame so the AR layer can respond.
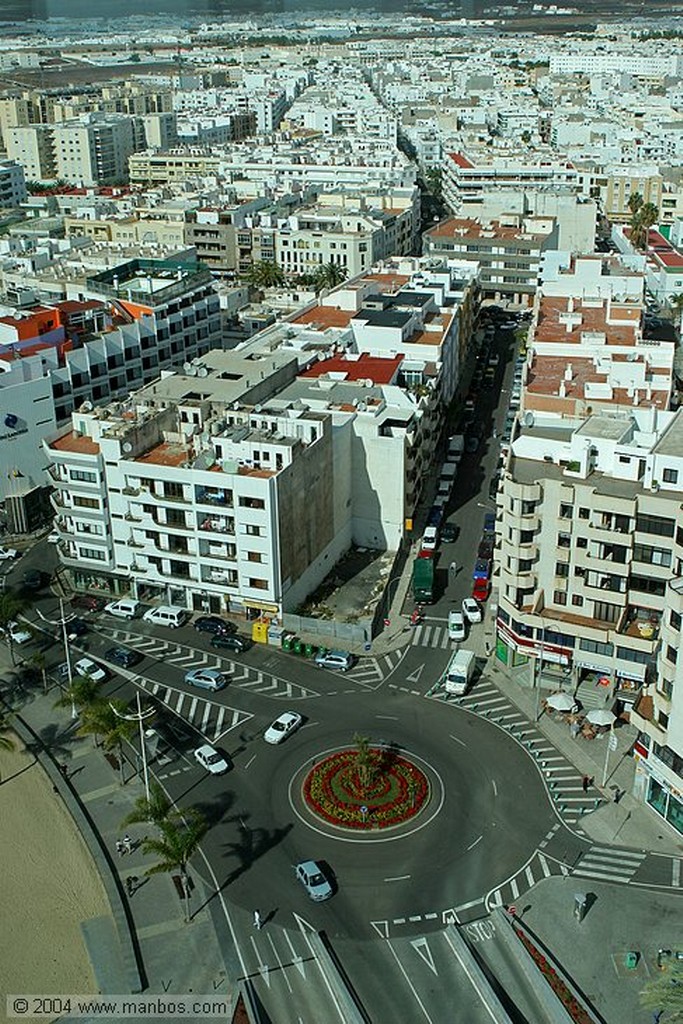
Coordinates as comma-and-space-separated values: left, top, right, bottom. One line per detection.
669, 292, 683, 333
141, 812, 208, 922
54, 674, 99, 716
122, 780, 172, 829
28, 651, 48, 694
0, 592, 27, 666
627, 191, 643, 218
312, 261, 346, 294
243, 260, 285, 290
640, 959, 683, 1022
353, 733, 377, 796
631, 201, 659, 250
78, 699, 135, 784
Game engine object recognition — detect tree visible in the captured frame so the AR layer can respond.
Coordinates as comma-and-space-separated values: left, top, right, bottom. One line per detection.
630, 200, 659, 250
520, 130, 532, 145
627, 192, 643, 217
312, 261, 346, 294
141, 812, 208, 922
424, 166, 443, 201
54, 674, 99, 716
353, 733, 377, 796
0, 591, 27, 666
28, 651, 48, 694
122, 780, 172, 829
78, 698, 135, 785
669, 292, 683, 332
243, 260, 285, 290
640, 959, 683, 1022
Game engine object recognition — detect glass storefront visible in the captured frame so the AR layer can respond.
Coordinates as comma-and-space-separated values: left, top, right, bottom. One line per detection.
647, 777, 683, 836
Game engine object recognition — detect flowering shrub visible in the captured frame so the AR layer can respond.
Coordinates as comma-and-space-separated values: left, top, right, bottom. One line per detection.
514, 926, 594, 1024
303, 749, 429, 829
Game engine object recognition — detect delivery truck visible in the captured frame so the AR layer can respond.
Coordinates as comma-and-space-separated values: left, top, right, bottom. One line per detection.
412, 556, 435, 603
442, 649, 476, 696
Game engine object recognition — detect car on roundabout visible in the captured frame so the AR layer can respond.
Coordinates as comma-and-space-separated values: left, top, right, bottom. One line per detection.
73, 657, 108, 683
462, 598, 482, 624
184, 668, 226, 691
194, 744, 230, 775
294, 860, 333, 902
264, 710, 303, 745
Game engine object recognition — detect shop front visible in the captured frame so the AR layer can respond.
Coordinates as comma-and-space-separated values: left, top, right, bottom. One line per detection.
634, 740, 683, 837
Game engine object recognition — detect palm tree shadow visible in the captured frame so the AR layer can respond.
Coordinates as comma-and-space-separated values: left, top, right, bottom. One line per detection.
27, 722, 80, 762
0, 756, 38, 787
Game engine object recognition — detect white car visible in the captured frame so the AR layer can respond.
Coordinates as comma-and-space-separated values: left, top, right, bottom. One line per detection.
5, 620, 31, 645
0, 546, 18, 560
421, 526, 438, 552
264, 711, 303, 745
462, 598, 483, 624
47, 532, 60, 545
194, 744, 230, 775
448, 610, 466, 643
73, 657, 108, 683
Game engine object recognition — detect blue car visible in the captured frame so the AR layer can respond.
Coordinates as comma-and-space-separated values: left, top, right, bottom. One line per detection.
472, 558, 491, 581
483, 512, 496, 535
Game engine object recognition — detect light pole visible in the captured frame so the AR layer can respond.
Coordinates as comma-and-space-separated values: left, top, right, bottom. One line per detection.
37, 597, 76, 720
110, 690, 155, 803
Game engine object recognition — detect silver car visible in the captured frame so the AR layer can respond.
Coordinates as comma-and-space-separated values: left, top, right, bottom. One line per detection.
295, 860, 333, 902
184, 668, 226, 691
314, 650, 354, 672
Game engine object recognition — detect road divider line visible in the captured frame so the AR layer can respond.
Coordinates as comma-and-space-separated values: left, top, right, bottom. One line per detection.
467, 835, 483, 851
384, 874, 411, 882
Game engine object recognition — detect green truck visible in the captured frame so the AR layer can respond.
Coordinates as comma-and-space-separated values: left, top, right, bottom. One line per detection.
412, 557, 434, 603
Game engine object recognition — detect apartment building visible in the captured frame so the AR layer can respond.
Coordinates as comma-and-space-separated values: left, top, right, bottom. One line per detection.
496, 408, 683, 836
43, 361, 339, 619
442, 151, 580, 213
6, 123, 56, 181
0, 257, 222, 502
576, 163, 663, 221
0, 159, 26, 207
423, 215, 558, 304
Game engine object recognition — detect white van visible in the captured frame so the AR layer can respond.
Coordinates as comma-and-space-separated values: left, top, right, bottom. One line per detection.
104, 598, 141, 620
143, 605, 189, 629
443, 649, 476, 696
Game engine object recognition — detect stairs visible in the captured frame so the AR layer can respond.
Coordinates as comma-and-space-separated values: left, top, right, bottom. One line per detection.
575, 676, 611, 711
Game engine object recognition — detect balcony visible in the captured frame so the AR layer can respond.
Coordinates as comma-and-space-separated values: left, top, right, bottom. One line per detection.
196, 488, 233, 508
198, 515, 234, 535
122, 486, 141, 497
618, 607, 661, 641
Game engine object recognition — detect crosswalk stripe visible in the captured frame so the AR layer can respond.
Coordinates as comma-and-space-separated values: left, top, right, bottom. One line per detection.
213, 707, 225, 738
538, 854, 551, 878
200, 702, 212, 733
525, 865, 534, 887
474, 697, 507, 708
560, 864, 570, 875
187, 696, 198, 723
175, 692, 186, 714
510, 878, 519, 899
590, 846, 643, 859
490, 890, 503, 907
583, 853, 644, 867
441, 632, 450, 649
574, 868, 634, 882
673, 860, 681, 887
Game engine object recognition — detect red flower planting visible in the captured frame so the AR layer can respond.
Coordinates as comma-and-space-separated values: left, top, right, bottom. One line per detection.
303, 749, 430, 829
514, 926, 594, 1024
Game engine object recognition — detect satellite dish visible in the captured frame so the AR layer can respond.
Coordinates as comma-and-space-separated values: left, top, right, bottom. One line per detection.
81, 401, 93, 412
197, 366, 209, 377
122, 442, 133, 453
183, 362, 193, 373
523, 411, 535, 427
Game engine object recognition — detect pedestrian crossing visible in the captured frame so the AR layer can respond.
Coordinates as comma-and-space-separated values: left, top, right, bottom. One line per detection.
410, 622, 452, 649
345, 649, 405, 688
486, 849, 570, 912
428, 678, 604, 827
136, 677, 253, 742
573, 846, 646, 884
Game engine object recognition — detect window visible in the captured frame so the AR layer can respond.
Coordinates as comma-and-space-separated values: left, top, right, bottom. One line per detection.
616, 646, 652, 665
248, 578, 268, 590
670, 610, 682, 632
660, 679, 673, 699
70, 469, 97, 483
574, 566, 586, 577
636, 513, 675, 538
555, 562, 569, 577
658, 711, 669, 729
520, 529, 535, 544
559, 503, 573, 519
553, 591, 567, 605
521, 500, 537, 514
79, 547, 106, 561
246, 551, 263, 563
572, 595, 584, 607
557, 533, 571, 548
239, 496, 265, 510
519, 559, 533, 572
576, 537, 588, 549
633, 543, 672, 567
592, 601, 620, 624
580, 638, 613, 656
630, 574, 666, 597
163, 482, 184, 500
245, 524, 261, 536
663, 468, 678, 484
73, 495, 99, 509
667, 645, 678, 665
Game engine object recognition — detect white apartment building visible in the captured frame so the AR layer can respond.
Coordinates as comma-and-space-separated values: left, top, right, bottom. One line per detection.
0, 257, 222, 502
549, 53, 683, 77
496, 408, 683, 837
6, 124, 56, 181
442, 151, 580, 213
0, 159, 27, 207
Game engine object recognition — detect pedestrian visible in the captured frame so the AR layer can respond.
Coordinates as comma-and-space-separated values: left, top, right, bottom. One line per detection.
253, 909, 262, 931
115, 839, 124, 857
449, 561, 457, 575
588, 776, 594, 788
59, 763, 69, 779
582, 775, 589, 793
123, 834, 133, 855
125, 876, 138, 898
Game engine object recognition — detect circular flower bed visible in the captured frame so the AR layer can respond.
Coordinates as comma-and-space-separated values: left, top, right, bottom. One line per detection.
303, 748, 430, 829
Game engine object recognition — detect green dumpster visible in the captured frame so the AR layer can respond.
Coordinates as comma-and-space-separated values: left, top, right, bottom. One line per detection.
293, 640, 302, 656
305, 643, 314, 658
624, 952, 639, 970
282, 636, 292, 651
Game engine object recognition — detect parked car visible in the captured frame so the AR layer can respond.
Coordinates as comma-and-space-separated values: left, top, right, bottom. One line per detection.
194, 744, 230, 775
314, 650, 354, 672
73, 657, 108, 683
264, 711, 303, 745
462, 598, 482, 624
4, 620, 32, 645
0, 546, 18, 560
104, 645, 143, 669
47, 532, 60, 545
448, 610, 466, 642
185, 668, 226, 691
472, 578, 491, 603
104, 598, 140, 620
421, 525, 438, 552
210, 634, 250, 654
483, 512, 496, 535
472, 558, 491, 581
66, 618, 88, 641
22, 569, 44, 590
193, 616, 237, 636
427, 506, 444, 528
70, 594, 106, 613
478, 537, 494, 560
294, 860, 333, 902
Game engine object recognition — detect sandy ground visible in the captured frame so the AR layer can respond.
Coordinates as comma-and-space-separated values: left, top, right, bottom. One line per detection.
0, 741, 110, 1020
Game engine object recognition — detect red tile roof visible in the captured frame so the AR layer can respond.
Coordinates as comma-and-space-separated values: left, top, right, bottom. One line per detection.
300, 353, 403, 384
447, 152, 474, 168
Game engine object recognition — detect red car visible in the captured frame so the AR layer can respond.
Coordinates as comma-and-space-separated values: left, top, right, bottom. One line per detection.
472, 578, 491, 603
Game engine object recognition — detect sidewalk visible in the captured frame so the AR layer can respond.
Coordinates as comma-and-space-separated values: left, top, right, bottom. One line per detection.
1, 648, 235, 1010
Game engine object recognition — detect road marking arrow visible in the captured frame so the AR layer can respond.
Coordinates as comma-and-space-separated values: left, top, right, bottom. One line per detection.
249, 936, 271, 987
442, 908, 459, 925
411, 937, 438, 976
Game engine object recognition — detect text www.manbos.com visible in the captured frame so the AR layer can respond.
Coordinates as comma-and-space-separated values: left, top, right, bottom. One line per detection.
7, 995, 230, 1018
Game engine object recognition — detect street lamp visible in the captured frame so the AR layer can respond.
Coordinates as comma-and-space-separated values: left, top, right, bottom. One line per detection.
533, 618, 565, 722
110, 690, 155, 803
37, 597, 76, 720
